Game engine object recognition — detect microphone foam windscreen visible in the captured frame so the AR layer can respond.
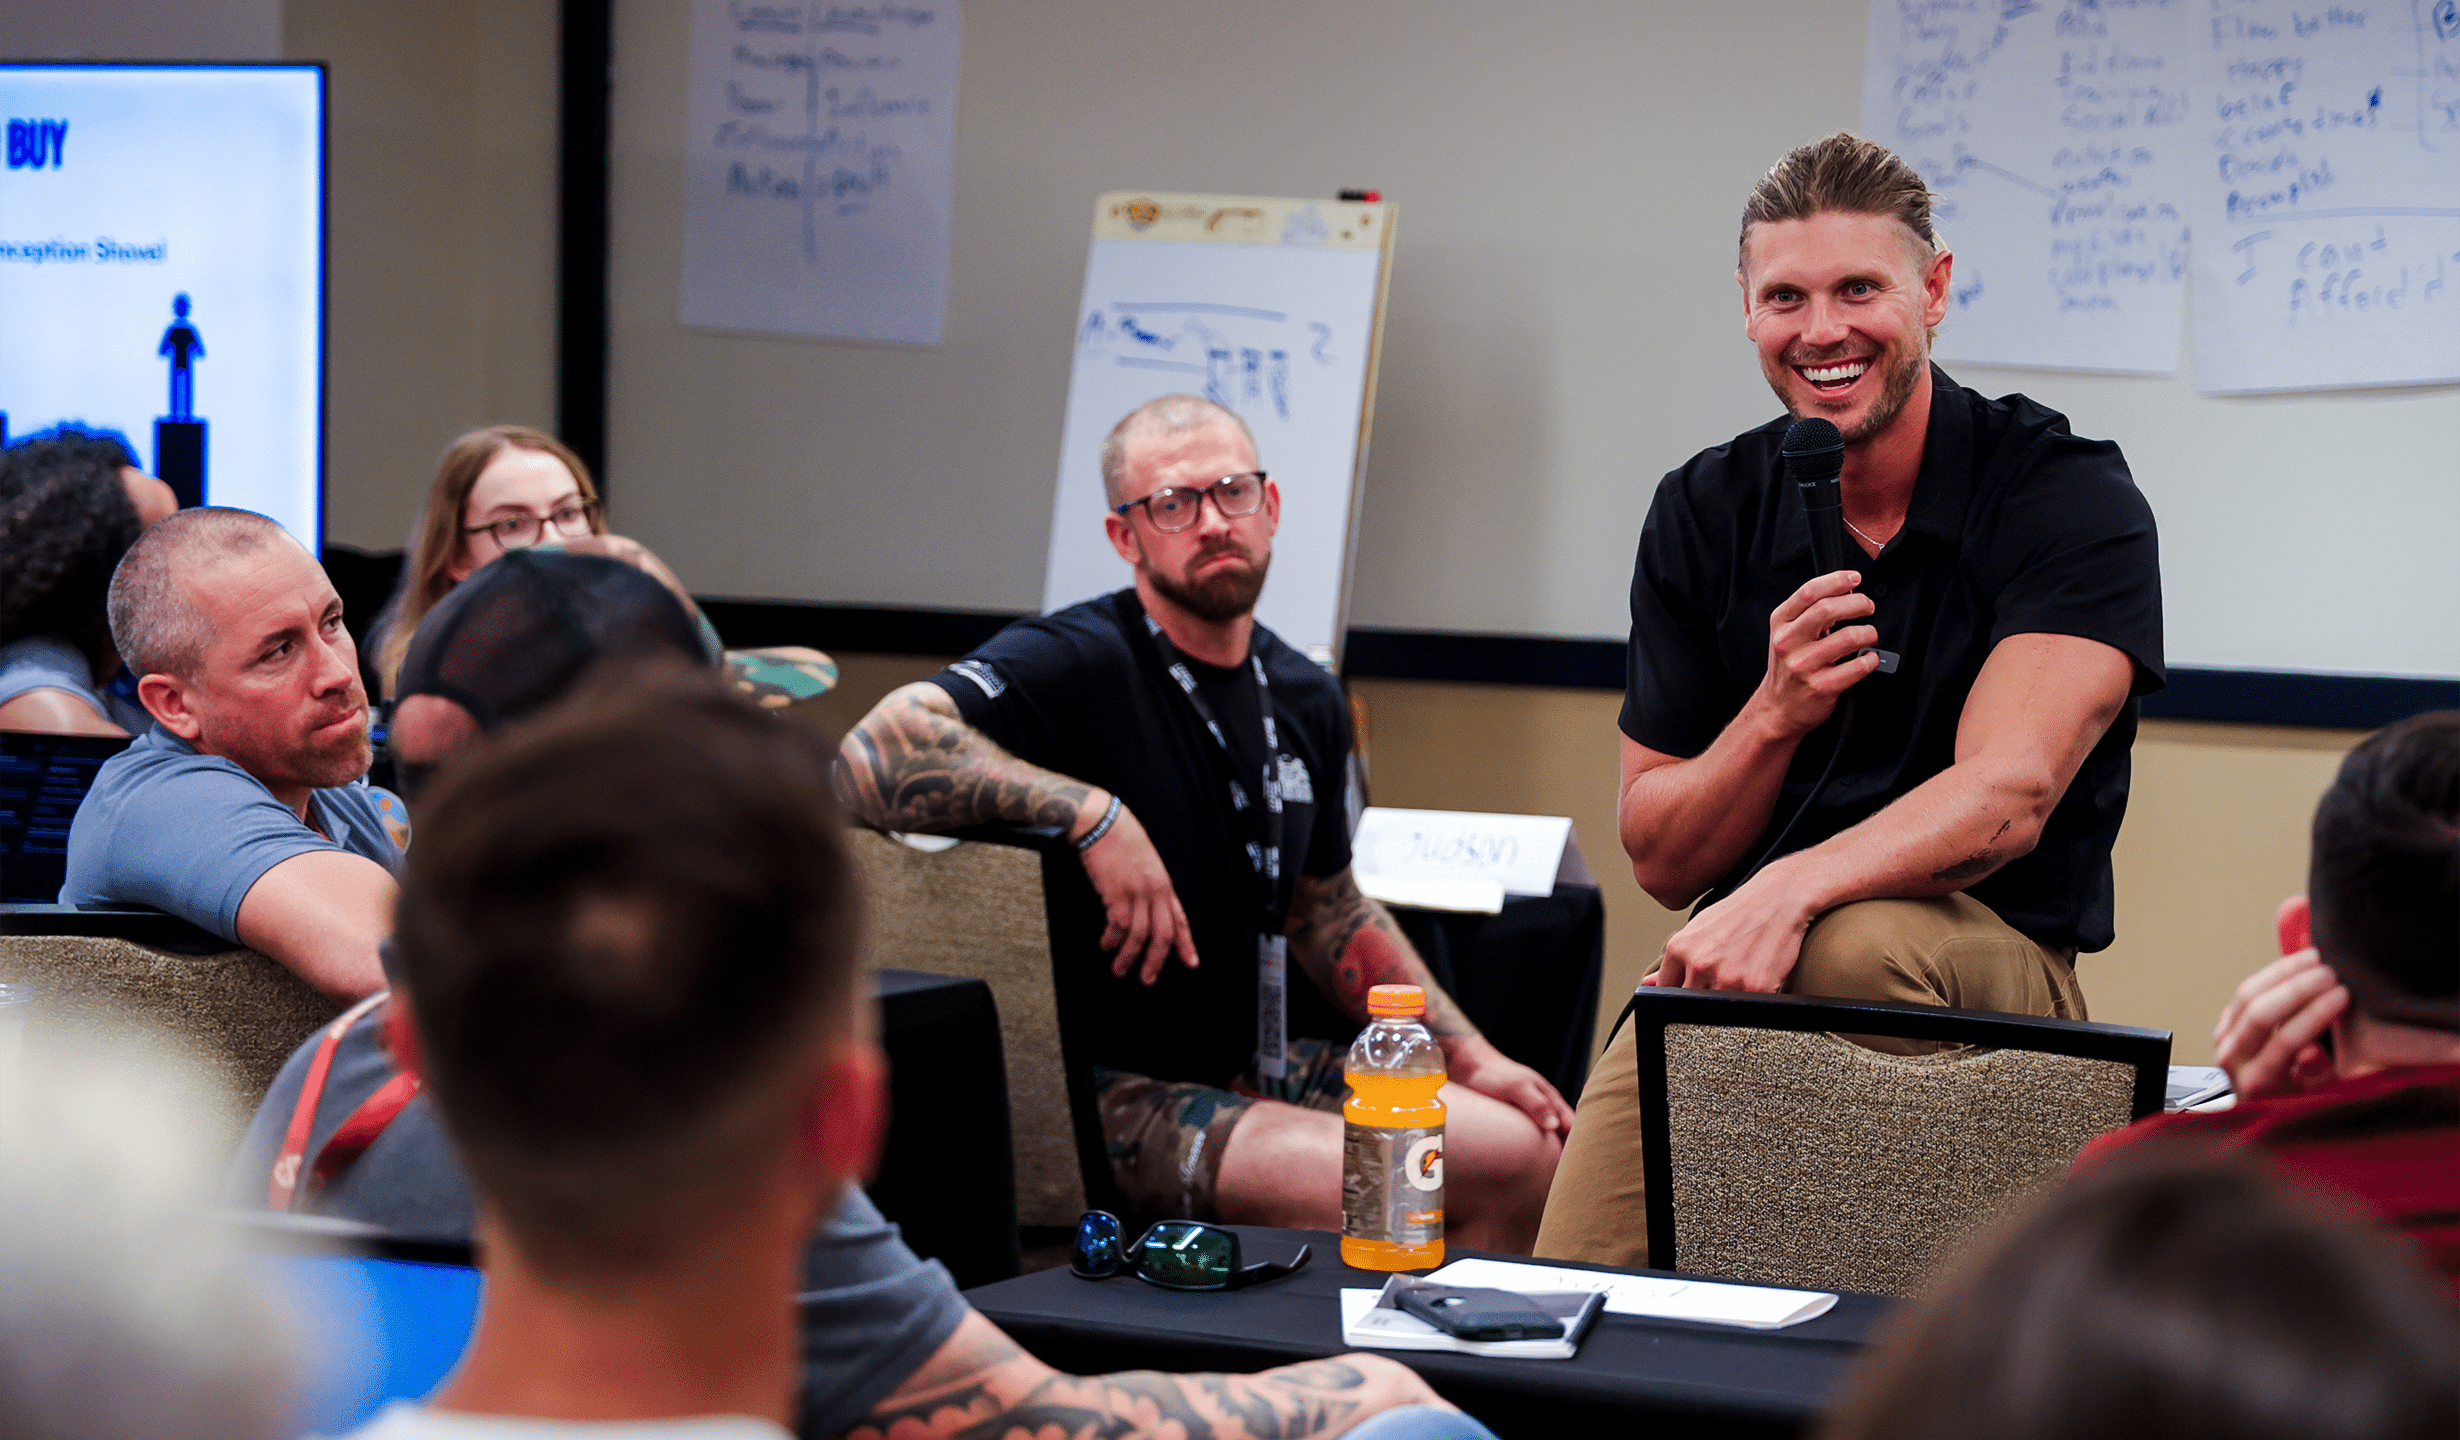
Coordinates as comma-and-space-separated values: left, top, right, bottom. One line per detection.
1780, 417, 1845, 480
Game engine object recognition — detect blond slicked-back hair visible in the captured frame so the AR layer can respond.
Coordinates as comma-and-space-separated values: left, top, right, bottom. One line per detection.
1740, 132, 1941, 267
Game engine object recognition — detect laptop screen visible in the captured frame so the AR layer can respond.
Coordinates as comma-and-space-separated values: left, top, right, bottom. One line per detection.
253, 1250, 481, 1437
0, 732, 132, 904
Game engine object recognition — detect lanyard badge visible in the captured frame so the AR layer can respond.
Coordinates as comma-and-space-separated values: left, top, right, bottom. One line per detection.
1139, 609, 1291, 1080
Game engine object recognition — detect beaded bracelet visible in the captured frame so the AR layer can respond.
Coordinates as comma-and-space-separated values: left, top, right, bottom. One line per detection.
1075, 794, 1122, 852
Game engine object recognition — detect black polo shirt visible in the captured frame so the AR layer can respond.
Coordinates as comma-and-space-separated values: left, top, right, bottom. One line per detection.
1621, 367, 2164, 954
928, 590, 1353, 1085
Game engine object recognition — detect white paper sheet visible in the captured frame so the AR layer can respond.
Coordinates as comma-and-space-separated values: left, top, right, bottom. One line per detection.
1861, 0, 2196, 374
1425, 1258, 1837, 1330
678, 0, 961, 344
1350, 809, 1574, 901
2186, 1, 2460, 391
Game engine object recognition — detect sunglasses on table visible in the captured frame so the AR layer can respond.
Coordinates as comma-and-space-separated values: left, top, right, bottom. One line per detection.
1070, 1212, 1312, 1291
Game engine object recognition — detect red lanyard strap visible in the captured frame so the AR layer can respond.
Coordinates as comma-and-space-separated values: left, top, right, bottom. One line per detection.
268, 992, 420, 1212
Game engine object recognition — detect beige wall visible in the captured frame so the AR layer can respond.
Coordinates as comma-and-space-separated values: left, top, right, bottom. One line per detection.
281, 0, 559, 551
815, 657, 2360, 1067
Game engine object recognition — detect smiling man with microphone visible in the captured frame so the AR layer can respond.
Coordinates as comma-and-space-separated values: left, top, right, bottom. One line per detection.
1536, 133, 2166, 1266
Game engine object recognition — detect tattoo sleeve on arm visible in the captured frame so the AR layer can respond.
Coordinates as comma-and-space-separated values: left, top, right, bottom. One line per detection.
843, 1316, 1372, 1440
1285, 868, 1475, 1039
836, 684, 1093, 835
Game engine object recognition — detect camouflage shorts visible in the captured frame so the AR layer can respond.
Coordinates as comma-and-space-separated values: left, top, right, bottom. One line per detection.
722, 646, 838, 709
1093, 1036, 1351, 1226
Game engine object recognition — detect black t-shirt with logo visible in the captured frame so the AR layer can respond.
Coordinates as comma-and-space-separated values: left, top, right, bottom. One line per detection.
1621, 367, 2165, 954
929, 590, 1352, 1085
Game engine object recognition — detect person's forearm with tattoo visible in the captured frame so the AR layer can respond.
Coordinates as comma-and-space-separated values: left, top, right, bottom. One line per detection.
1286, 869, 1574, 1139
837, 1312, 1448, 1440
836, 682, 1198, 982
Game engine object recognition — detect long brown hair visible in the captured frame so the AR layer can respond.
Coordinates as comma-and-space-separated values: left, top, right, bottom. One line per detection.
371, 425, 604, 696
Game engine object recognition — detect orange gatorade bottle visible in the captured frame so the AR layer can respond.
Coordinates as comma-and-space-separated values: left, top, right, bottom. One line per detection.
1341, 983, 1445, 1271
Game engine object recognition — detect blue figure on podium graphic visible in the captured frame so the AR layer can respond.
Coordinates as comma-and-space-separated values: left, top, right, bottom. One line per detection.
154, 293, 209, 508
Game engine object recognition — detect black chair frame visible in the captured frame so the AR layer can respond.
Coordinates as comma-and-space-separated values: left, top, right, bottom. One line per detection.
1622, 986, 2171, 1275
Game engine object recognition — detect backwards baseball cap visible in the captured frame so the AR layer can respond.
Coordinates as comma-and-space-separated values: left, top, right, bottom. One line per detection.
389, 549, 714, 797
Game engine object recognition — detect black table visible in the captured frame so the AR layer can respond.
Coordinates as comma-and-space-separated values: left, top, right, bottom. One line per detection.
966, 1226, 1890, 1439
870, 968, 1019, 1289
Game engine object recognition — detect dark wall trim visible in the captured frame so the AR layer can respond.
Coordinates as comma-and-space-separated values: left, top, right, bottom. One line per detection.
700, 599, 2458, 731
555, 0, 614, 484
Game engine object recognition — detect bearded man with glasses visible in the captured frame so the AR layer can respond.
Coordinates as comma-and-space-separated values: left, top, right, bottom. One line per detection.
839, 394, 1572, 1252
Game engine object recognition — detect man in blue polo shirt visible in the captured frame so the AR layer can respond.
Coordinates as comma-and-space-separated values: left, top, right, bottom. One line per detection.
64, 507, 396, 998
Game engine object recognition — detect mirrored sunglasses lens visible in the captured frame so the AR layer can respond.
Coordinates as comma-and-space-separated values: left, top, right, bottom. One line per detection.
1074, 1212, 1124, 1274
1134, 1222, 1233, 1288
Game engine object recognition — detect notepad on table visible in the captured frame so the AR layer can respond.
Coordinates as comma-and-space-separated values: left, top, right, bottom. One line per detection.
1423, 1257, 1837, 1330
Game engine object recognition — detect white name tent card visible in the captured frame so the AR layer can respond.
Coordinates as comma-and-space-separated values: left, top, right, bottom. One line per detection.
1424, 1257, 1838, 1331
1351, 808, 1589, 914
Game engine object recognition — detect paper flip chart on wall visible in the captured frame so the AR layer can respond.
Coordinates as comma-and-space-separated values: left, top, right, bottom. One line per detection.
1861, 0, 2197, 375
1042, 193, 1395, 665
2187, 0, 2460, 393
677, 0, 961, 345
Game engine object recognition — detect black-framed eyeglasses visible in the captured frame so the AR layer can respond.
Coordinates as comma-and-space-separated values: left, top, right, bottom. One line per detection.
1069, 1212, 1311, 1290
1112, 472, 1267, 534
463, 498, 602, 549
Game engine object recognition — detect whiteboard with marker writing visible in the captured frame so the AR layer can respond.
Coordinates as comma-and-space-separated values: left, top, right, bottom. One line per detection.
1041, 192, 1394, 666
1861, 0, 2460, 392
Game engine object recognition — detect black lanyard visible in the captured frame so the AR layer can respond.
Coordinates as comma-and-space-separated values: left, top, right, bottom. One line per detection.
1138, 609, 1285, 926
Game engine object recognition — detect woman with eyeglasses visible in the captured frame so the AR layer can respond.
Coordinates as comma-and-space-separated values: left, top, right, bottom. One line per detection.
367, 425, 835, 709
367, 426, 609, 699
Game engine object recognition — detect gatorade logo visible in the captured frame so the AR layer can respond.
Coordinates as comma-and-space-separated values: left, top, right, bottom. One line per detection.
1405, 1135, 1443, 1192
7, 119, 68, 170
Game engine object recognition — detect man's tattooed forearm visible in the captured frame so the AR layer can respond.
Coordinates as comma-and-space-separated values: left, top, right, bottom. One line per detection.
1287, 870, 1474, 1038
1931, 819, 2014, 883
840, 691, 1091, 834
850, 1359, 1368, 1440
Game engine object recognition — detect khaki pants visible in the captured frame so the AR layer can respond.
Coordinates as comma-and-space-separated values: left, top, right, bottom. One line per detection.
1531, 894, 2086, 1268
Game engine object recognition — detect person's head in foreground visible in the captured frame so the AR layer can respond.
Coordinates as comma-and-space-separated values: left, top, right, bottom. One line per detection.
381, 662, 879, 1428
0, 1027, 293, 1440
0, 424, 179, 734
385, 547, 710, 804
2300, 708, 2460, 1044
109, 507, 369, 808
1737, 132, 1951, 448
1100, 393, 1279, 626
375, 424, 607, 694
1820, 1149, 2460, 1440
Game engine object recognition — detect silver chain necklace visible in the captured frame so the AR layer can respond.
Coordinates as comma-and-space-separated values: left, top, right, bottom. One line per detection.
1845, 515, 1887, 551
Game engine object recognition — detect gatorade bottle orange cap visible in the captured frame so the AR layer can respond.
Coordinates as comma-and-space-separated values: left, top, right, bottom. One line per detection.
1367, 983, 1426, 1017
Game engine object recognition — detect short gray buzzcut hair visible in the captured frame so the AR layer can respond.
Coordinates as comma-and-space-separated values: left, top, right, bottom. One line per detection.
108, 507, 296, 680
1098, 394, 1260, 506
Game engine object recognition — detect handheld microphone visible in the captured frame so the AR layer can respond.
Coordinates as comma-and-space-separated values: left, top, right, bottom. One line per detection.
1780, 417, 1848, 582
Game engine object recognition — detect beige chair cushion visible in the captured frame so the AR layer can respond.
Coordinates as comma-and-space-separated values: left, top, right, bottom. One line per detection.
0, 936, 344, 1126
1663, 1024, 2137, 1298
850, 830, 1086, 1226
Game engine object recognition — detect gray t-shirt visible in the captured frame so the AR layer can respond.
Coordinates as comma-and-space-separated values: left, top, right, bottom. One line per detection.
60, 725, 400, 937
232, 1013, 972, 1439
0, 634, 151, 732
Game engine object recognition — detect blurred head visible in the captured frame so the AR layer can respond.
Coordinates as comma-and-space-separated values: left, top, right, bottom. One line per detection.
1820, 1148, 2460, 1440
110, 508, 368, 797
2305, 710, 2460, 1033
376, 426, 605, 694
1099, 394, 1278, 625
386, 549, 712, 803
0, 424, 174, 679
1738, 134, 1950, 446
389, 665, 879, 1281
0, 1026, 294, 1440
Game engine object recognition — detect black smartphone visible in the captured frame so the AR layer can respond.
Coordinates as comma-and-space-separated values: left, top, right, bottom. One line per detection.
1393, 1283, 1565, 1342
